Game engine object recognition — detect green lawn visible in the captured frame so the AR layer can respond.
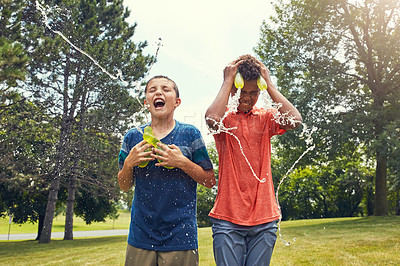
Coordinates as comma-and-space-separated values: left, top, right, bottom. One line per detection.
0, 211, 131, 235
1, 216, 399, 265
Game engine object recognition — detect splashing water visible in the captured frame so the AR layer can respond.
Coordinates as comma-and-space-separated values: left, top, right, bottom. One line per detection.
35, 0, 162, 132
38, 0, 314, 246
131, 38, 163, 109
275, 124, 316, 246
36, 0, 126, 83
207, 84, 316, 245
207, 89, 266, 183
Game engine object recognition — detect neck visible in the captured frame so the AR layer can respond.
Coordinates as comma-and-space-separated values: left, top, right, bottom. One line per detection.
150, 115, 176, 140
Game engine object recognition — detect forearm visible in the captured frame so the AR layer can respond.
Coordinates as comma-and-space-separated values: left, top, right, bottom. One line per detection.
178, 157, 216, 188
267, 82, 302, 129
205, 80, 232, 128
117, 164, 134, 192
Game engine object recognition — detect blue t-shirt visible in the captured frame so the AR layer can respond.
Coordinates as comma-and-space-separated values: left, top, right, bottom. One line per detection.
118, 121, 213, 251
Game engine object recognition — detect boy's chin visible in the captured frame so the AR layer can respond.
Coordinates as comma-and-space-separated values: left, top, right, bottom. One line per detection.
238, 105, 254, 113
151, 107, 173, 117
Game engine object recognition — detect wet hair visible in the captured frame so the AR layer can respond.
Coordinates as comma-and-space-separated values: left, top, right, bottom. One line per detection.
234, 54, 260, 80
145, 75, 180, 98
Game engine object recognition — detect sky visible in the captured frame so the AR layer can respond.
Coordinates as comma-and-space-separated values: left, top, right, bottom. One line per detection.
124, 0, 275, 143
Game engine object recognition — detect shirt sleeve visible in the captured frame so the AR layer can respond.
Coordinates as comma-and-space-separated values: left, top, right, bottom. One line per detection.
191, 127, 213, 170
118, 130, 133, 170
118, 135, 129, 170
268, 108, 286, 136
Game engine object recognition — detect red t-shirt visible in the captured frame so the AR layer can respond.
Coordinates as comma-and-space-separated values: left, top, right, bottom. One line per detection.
209, 107, 285, 226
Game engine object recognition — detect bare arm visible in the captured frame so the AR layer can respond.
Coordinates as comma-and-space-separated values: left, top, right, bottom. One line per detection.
152, 143, 216, 188
205, 60, 242, 130
117, 140, 154, 191
256, 59, 303, 130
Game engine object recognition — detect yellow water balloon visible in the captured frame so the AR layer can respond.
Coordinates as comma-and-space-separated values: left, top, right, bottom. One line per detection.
142, 126, 174, 169
143, 126, 159, 147
234, 72, 244, 89
257, 76, 268, 90
138, 146, 151, 168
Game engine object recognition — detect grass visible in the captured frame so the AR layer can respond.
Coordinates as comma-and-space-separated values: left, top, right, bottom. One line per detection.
0, 210, 131, 235
271, 216, 400, 265
1, 216, 399, 265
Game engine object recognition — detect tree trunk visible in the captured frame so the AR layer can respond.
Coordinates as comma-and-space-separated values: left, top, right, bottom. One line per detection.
372, 94, 389, 216
39, 120, 70, 243
39, 51, 73, 243
374, 150, 388, 216
366, 175, 374, 216
38, 176, 60, 243
35, 214, 45, 241
64, 176, 77, 240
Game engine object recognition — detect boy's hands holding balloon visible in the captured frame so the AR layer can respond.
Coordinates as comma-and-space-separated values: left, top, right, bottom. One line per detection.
125, 140, 154, 168
151, 143, 186, 169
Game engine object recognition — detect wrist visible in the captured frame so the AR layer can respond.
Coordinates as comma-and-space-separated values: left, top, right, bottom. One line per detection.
123, 161, 135, 170
176, 155, 190, 170
222, 79, 234, 89
266, 82, 277, 92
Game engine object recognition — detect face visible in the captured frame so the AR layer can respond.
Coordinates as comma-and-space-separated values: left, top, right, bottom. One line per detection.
231, 79, 260, 113
144, 78, 181, 117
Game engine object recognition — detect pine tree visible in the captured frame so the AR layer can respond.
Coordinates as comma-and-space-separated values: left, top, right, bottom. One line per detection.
14, 0, 153, 243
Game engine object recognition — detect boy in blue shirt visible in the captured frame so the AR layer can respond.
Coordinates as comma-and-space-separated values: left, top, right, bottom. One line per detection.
118, 75, 215, 266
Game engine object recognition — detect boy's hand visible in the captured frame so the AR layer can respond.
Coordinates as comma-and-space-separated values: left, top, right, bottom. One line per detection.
254, 59, 272, 86
223, 60, 243, 84
125, 140, 154, 168
152, 143, 186, 169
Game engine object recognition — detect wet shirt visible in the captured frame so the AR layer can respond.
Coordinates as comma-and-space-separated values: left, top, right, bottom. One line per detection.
119, 121, 213, 251
209, 107, 285, 226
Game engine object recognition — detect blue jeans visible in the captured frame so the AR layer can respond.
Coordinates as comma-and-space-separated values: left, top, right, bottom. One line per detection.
211, 218, 278, 266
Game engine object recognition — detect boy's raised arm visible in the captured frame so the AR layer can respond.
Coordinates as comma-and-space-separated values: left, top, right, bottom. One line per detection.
205, 60, 241, 130
256, 59, 303, 130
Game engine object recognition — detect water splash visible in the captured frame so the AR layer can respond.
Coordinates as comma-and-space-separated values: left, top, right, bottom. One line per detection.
35, 0, 162, 132
36, 0, 126, 83
207, 89, 266, 182
275, 124, 316, 246
131, 38, 163, 106
207, 84, 316, 245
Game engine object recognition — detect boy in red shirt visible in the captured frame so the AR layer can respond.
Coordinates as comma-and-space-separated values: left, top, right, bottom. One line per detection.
205, 55, 302, 265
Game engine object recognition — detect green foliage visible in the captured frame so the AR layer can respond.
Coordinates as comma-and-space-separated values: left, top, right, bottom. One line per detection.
1, 0, 154, 240
197, 185, 216, 227
257, 0, 400, 216
0, 92, 58, 224
196, 142, 218, 227
0, 0, 29, 87
279, 158, 373, 220
0, 37, 29, 87
74, 190, 118, 225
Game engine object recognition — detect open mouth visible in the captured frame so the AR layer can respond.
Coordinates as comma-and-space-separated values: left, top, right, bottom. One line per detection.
153, 98, 165, 108
240, 101, 252, 105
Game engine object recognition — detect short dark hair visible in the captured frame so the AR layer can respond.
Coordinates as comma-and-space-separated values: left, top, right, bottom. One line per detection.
145, 75, 180, 98
235, 54, 260, 80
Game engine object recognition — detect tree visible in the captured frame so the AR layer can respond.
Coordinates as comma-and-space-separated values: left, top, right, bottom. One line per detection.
11, 0, 153, 243
0, 0, 29, 87
277, 148, 374, 220
63, 129, 122, 239
256, 0, 400, 216
0, 93, 57, 240
0, 0, 56, 239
